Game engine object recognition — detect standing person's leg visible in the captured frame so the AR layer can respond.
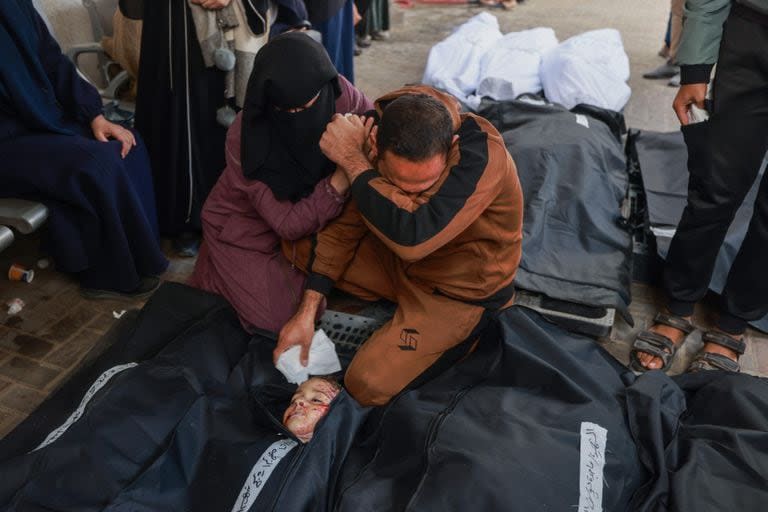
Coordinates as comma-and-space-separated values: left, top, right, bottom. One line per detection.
662, 12, 672, 57
714, 10, 768, 340
353, 0, 369, 55
369, 0, 390, 39
668, 0, 684, 62
718, 169, 768, 328
665, 12, 768, 318
315, 0, 356, 83
643, 3, 680, 80
135, 0, 227, 247
337, 0, 356, 82
667, 0, 685, 87
634, 9, 768, 372
665, 0, 684, 85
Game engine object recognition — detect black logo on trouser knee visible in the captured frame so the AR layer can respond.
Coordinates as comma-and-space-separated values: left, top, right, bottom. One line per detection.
399, 328, 419, 351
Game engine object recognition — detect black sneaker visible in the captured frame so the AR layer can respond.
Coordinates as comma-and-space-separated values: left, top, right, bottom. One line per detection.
642, 62, 680, 80
371, 31, 390, 41
81, 276, 161, 301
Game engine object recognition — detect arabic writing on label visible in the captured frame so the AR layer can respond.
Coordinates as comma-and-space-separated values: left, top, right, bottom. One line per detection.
578, 421, 607, 512
232, 439, 298, 512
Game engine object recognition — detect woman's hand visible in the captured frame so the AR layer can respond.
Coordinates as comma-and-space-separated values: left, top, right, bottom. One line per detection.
190, 0, 232, 10
90, 115, 136, 158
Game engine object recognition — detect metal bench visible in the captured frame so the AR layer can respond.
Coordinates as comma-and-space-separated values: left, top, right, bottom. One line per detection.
0, 199, 49, 235
0, 226, 14, 253
514, 290, 616, 338
65, 0, 131, 103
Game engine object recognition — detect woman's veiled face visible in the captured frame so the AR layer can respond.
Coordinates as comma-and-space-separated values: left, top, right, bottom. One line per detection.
282, 378, 339, 443
274, 91, 321, 113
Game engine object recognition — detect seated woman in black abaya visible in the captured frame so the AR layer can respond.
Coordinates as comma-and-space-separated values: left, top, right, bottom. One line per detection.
0, 0, 168, 299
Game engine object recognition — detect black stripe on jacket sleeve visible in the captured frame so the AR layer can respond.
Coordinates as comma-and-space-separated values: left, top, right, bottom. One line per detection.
350, 117, 489, 247
306, 273, 335, 295
305, 233, 335, 295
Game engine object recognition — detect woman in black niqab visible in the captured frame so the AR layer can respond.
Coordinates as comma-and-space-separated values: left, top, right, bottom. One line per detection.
241, 32, 341, 203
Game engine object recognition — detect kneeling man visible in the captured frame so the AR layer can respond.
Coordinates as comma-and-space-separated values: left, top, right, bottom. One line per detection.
277, 86, 523, 406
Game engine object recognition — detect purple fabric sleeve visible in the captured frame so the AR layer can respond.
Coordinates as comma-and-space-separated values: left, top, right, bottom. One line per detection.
249, 176, 347, 241
336, 74, 374, 114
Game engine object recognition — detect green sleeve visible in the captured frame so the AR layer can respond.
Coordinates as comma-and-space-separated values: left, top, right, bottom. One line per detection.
676, 0, 732, 66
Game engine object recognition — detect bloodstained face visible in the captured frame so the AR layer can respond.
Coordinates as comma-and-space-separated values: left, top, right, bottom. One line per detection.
282, 377, 340, 443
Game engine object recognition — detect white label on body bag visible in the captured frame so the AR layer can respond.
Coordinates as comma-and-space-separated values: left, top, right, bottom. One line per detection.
575, 114, 590, 128
32, 362, 138, 452
578, 421, 608, 512
231, 438, 299, 512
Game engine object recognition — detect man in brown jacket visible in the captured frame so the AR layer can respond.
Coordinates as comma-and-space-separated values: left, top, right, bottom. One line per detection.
276, 86, 524, 406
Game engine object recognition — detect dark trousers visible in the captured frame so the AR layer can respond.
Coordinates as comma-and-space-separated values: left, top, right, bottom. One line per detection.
663, 6, 768, 333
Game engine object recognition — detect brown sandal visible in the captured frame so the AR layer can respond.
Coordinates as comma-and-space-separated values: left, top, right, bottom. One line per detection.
629, 312, 694, 373
687, 331, 746, 373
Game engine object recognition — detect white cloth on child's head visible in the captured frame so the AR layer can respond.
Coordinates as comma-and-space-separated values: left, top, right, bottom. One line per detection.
275, 329, 341, 385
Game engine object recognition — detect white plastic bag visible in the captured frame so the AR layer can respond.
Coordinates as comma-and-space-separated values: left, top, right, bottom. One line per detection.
540, 29, 631, 111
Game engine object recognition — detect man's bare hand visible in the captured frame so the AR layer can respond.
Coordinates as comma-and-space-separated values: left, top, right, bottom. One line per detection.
90, 115, 136, 158
274, 312, 315, 366
190, 0, 231, 10
673, 83, 708, 125
273, 290, 326, 366
320, 114, 375, 182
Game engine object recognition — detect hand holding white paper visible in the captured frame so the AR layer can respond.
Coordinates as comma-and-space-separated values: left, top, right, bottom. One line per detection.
275, 329, 342, 384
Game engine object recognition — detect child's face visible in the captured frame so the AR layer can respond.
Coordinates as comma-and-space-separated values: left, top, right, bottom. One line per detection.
282, 378, 339, 443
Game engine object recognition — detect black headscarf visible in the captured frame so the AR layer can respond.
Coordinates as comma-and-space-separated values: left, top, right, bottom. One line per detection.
241, 32, 341, 202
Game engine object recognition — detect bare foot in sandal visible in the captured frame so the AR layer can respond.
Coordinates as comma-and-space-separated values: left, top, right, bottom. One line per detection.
688, 329, 745, 372
636, 316, 692, 370
630, 312, 694, 372
703, 330, 742, 361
